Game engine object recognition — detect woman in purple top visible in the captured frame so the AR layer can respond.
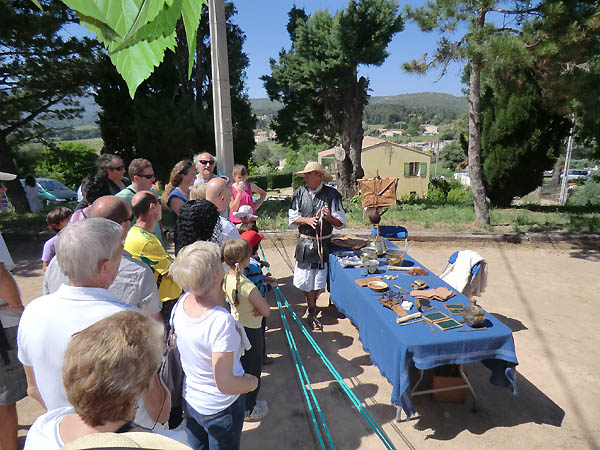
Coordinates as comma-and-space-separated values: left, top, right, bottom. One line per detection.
229, 165, 266, 224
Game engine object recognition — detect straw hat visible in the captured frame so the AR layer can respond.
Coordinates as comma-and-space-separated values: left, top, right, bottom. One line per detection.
61, 431, 192, 449
294, 162, 333, 182
233, 204, 258, 220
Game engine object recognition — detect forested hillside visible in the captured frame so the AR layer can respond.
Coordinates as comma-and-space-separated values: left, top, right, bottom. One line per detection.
251, 92, 467, 126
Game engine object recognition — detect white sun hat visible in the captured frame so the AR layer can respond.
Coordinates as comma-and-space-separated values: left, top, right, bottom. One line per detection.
233, 204, 258, 220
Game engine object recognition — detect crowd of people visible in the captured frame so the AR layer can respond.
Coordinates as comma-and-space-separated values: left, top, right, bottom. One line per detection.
0, 154, 345, 449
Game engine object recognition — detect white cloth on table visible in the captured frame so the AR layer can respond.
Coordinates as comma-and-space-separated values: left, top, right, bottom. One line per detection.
17, 285, 137, 411
440, 250, 487, 296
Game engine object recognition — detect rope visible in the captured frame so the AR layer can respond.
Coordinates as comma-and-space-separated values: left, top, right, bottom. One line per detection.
260, 236, 406, 450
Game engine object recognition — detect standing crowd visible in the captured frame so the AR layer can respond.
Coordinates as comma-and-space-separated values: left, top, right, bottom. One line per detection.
0, 154, 344, 449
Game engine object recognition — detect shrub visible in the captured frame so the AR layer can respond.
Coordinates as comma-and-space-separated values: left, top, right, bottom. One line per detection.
446, 186, 473, 205
269, 173, 292, 189
567, 181, 600, 207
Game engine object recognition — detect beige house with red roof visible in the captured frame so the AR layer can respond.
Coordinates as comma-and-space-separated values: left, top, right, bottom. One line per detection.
318, 136, 431, 198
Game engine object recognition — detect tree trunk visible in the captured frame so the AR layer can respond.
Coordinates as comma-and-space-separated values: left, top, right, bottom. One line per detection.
0, 135, 30, 213
336, 74, 366, 199
467, 10, 490, 226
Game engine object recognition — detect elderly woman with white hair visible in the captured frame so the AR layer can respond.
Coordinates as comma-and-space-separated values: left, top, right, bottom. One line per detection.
169, 241, 258, 450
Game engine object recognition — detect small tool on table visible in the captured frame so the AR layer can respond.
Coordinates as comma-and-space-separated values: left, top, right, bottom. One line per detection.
457, 327, 488, 332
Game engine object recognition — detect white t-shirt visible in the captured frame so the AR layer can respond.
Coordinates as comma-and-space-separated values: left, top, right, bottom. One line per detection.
172, 294, 244, 415
24, 405, 72, 450
0, 233, 20, 328
217, 216, 241, 246
17, 285, 136, 411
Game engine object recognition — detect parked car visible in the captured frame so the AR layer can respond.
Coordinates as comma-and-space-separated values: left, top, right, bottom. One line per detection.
560, 169, 592, 182
20, 177, 77, 204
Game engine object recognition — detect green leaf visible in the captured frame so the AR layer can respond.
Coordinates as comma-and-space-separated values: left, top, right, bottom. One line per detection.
110, 32, 177, 97
113, 0, 182, 53
118, 0, 173, 51
30, 0, 43, 10
181, 0, 207, 77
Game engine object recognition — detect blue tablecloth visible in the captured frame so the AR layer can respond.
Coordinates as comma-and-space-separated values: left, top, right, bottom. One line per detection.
328, 243, 518, 418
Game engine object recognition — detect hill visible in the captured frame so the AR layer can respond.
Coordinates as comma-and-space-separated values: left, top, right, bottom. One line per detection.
250, 92, 467, 127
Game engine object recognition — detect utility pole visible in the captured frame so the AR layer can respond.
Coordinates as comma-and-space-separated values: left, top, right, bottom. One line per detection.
209, 0, 234, 179
559, 116, 575, 205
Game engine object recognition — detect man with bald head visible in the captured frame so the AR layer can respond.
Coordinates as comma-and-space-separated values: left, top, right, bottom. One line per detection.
124, 191, 181, 322
205, 177, 240, 245
43, 196, 162, 321
193, 152, 218, 185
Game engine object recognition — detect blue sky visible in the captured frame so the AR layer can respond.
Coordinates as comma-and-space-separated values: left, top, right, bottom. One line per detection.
232, 0, 466, 99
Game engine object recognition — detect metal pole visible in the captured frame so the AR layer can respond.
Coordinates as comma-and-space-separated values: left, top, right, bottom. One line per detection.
435, 138, 439, 178
208, 0, 234, 179
559, 116, 575, 205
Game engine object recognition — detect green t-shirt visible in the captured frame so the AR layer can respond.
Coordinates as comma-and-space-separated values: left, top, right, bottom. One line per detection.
116, 186, 165, 247
223, 273, 262, 329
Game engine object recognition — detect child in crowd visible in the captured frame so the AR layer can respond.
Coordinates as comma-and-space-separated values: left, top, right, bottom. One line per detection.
239, 228, 274, 365
228, 164, 267, 225
222, 239, 271, 421
41, 206, 72, 271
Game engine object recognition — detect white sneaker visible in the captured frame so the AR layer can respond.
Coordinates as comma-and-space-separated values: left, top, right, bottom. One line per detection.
245, 400, 269, 421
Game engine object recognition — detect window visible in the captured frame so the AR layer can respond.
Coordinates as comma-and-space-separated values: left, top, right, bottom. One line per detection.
404, 162, 427, 178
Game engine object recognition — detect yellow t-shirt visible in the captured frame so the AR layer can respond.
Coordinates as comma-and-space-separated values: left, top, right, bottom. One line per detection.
223, 273, 262, 329
124, 225, 181, 302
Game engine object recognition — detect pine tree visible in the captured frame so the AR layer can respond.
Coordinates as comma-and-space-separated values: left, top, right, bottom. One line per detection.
262, 0, 403, 198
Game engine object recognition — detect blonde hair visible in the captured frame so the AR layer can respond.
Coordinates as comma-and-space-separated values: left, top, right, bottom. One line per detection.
63, 311, 164, 427
232, 164, 247, 178
189, 183, 207, 200
221, 239, 252, 307
170, 241, 222, 297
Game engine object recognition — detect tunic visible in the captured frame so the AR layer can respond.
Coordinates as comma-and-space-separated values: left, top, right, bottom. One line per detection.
288, 183, 345, 291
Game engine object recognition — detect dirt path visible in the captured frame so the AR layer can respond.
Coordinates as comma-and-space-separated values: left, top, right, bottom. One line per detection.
5, 233, 600, 449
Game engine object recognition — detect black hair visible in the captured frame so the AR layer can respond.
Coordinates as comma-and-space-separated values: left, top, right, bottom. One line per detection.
176, 199, 223, 254
24, 175, 36, 187
46, 206, 73, 233
81, 174, 111, 204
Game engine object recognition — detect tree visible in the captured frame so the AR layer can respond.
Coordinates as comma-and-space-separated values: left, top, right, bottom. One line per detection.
1, 0, 97, 211
481, 73, 570, 207
95, 2, 255, 181
439, 140, 466, 170
35, 142, 98, 189
405, 0, 600, 224
262, 0, 403, 198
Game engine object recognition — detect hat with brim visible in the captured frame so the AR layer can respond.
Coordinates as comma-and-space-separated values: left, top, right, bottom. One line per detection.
61, 431, 192, 449
0, 172, 17, 181
233, 204, 258, 220
294, 162, 333, 182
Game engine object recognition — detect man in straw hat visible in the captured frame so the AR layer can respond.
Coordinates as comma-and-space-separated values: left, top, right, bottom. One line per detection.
289, 162, 345, 330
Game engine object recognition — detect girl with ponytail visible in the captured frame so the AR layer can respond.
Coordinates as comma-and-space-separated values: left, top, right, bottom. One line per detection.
221, 239, 271, 421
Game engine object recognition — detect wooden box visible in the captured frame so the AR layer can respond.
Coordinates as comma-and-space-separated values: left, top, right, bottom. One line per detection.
432, 376, 466, 403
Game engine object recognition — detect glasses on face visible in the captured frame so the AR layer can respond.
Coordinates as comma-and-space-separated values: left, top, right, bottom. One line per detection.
137, 173, 155, 179
178, 161, 194, 175
111, 165, 125, 171
198, 160, 214, 166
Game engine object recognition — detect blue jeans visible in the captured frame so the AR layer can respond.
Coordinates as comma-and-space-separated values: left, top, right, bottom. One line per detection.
185, 395, 245, 450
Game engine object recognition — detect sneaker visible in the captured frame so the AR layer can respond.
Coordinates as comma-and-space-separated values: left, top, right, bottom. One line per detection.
245, 400, 269, 421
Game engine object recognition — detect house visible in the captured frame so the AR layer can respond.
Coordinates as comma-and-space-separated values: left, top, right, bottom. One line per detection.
422, 125, 439, 136
318, 136, 432, 198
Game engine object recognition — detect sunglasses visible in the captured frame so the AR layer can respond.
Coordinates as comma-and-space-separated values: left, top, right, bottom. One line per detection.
198, 160, 214, 165
111, 165, 125, 171
137, 173, 155, 179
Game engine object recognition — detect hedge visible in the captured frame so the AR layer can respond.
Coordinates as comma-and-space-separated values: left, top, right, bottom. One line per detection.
250, 173, 294, 190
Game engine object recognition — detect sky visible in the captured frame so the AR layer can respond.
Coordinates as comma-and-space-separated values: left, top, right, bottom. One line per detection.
232, 0, 466, 99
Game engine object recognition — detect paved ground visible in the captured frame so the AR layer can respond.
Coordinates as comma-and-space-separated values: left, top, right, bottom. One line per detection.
5, 231, 600, 450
